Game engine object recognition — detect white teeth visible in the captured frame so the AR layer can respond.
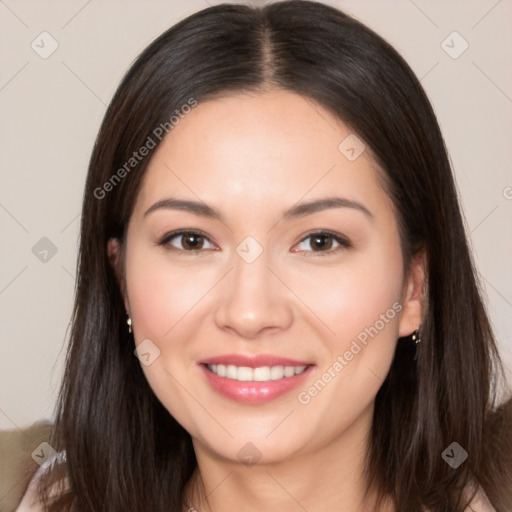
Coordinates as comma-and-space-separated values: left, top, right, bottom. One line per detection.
284, 366, 295, 377
207, 364, 308, 382
253, 366, 270, 381
270, 366, 284, 380
237, 367, 253, 381
226, 365, 237, 379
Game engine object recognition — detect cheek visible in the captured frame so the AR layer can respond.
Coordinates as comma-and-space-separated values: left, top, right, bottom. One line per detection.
124, 245, 212, 425
126, 261, 174, 342
125, 246, 215, 344
285, 244, 404, 349
292, 249, 404, 430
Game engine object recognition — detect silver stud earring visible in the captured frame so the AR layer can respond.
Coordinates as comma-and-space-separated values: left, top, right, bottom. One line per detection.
127, 316, 132, 334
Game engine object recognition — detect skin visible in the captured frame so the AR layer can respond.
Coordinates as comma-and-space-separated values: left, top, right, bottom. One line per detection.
108, 89, 425, 512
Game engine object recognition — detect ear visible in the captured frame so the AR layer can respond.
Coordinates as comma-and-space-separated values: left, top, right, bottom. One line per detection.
107, 237, 130, 314
398, 250, 427, 337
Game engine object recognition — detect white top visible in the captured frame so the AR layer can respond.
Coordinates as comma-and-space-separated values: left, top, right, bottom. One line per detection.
16, 450, 66, 512
16, 450, 496, 512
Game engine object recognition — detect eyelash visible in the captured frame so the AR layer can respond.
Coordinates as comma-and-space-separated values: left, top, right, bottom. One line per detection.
295, 230, 352, 257
158, 229, 351, 257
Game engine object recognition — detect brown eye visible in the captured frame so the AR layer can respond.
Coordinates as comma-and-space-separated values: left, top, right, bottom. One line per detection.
309, 234, 334, 251
181, 233, 205, 250
293, 231, 351, 256
160, 230, 215, 252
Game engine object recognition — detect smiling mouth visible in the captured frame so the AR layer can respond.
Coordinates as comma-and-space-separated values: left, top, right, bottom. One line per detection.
199, 359, 315, 404
205, 363, 309, 382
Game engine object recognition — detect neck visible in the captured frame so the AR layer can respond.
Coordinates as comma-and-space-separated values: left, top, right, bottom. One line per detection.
183, 404, 393, 512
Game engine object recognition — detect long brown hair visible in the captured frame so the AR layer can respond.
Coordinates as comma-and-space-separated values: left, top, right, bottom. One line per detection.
39, 1, 512, 511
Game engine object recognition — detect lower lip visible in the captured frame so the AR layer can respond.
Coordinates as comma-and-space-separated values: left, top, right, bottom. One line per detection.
199, 364, 315, 405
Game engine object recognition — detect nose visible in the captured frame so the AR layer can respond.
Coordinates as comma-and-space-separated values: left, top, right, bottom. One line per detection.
214, 248, 294, 339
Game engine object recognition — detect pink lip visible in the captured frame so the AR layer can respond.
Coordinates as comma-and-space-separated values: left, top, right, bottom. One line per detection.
197, 354, 315, 405
199, 353, 313, 368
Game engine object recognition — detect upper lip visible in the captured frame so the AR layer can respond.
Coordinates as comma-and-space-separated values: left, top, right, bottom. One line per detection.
198, 354, 314, 368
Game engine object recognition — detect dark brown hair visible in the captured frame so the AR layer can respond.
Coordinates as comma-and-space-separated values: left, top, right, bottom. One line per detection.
39, 1, 512, 511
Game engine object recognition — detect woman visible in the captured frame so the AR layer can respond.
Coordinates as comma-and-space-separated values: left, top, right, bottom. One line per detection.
16, 1, 512, 511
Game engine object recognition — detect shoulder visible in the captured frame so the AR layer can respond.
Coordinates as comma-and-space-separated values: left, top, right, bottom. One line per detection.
15, 450, 67, 512
15, 464, 46, 512
463, 486, 496, 512
0, 420, 53, 511
420, 484, 496, 512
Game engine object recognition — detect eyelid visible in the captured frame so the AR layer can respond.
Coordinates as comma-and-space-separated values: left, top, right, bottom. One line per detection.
158, 229, 217, 252
158, 228, 351, 256
292, 229, 352, 257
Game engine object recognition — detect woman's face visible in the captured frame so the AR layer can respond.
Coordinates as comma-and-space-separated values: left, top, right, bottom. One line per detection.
114, 89, 423, 465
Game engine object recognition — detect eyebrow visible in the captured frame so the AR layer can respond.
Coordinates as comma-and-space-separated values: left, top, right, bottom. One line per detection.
282, 197, 373, 220
143, 196, 373, 222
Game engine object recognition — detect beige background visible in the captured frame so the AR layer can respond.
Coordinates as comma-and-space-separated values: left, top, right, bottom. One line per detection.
0, 0, 511, 432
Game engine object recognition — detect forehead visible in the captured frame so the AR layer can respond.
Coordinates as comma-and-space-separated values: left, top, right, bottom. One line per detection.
133, 90, 393, 224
